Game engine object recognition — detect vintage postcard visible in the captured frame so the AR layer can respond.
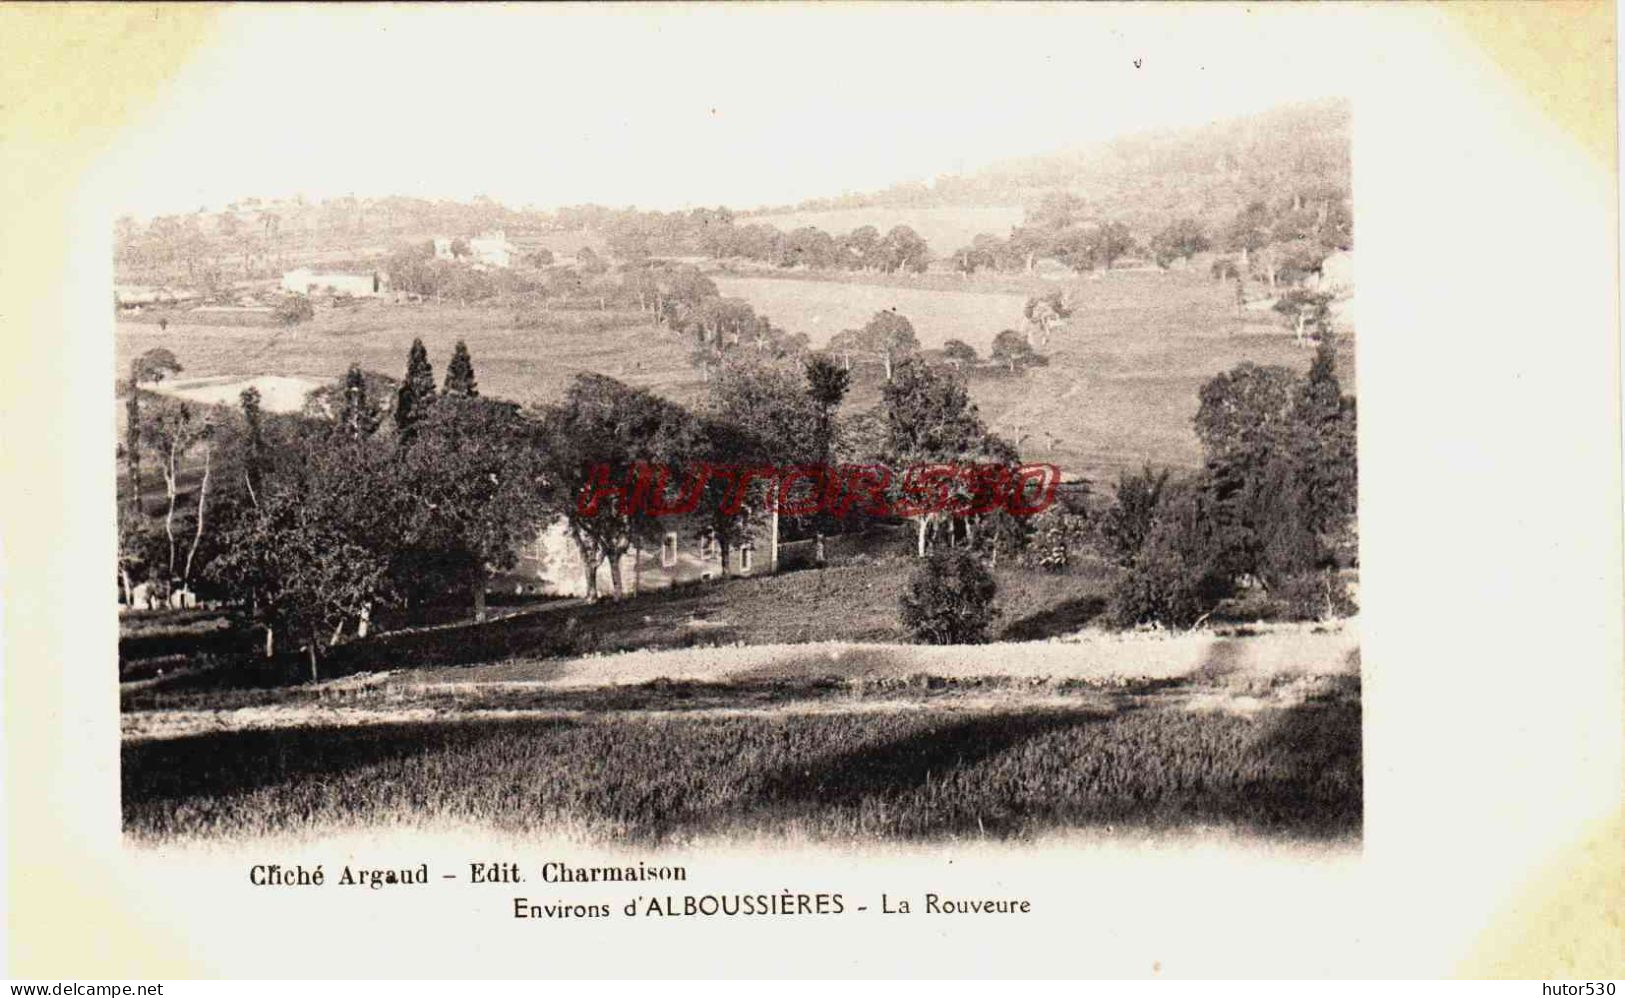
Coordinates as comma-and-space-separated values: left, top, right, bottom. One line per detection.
3, 1, 1620, 981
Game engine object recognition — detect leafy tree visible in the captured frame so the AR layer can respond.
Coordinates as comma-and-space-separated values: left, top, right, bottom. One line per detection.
210, 435, 402, 677
1107, 481, 1235, 629
444, 339, 478, 397
238, 386, 267, 505
540, 374, 693, 599
991, 329, 1041, 372
803, 354, 851, 557
1086, 221, 1136, 272
1273, 288, 1335, 345
836, 225, 881, 270
526, 247, 555, 267
273, 294, 315, 325
137, 397, 214, 586
1225, 200, 1272, 269
783, 227, 838, 269
394, 337, 437, 440
899, 548, 998, 644
1292, 339, 1358, 544
949, 243, 995, 277
941, 339, 978, 369
1150, 218, 1210, 268
877, 225, 930, 274
880, 357, 987, 556
1096, 465, 1172, 567
401, 396, 550, 620
124, 348, 182, 513
860, 309, 920, 381
576, 246, 608, 274
1023, 289, 1072, 346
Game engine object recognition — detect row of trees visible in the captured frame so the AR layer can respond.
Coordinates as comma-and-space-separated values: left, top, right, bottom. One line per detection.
119, 329, 1057, 673
947, 184, 1349, 283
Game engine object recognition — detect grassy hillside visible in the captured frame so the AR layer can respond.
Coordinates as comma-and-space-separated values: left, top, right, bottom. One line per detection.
758, 99, 1352, 243
717, 267, 1355, 482
117, 302, 708, 412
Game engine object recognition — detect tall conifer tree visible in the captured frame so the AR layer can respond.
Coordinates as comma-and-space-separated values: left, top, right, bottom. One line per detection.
443, 340, 478, 397
395, 338, 437, 438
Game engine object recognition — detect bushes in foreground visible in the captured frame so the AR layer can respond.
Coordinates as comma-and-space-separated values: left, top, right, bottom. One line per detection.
900, 548, 998, 644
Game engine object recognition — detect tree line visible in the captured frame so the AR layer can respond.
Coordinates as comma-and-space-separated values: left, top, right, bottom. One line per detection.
116, 332, 1060, 676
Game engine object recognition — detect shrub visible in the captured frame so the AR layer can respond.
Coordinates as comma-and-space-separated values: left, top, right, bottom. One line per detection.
273, 294, 315, 326
1274, 569, 1358, 622
1095, 466, 1170, 568
899, 548, 998, 644
1107, 487, 1235, 629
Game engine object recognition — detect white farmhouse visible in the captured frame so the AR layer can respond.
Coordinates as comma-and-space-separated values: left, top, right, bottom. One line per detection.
469, 230, 518, 269
280, 268, 386, 297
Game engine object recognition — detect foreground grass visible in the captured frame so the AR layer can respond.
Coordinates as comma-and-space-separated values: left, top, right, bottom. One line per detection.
123, 685, 1360, 845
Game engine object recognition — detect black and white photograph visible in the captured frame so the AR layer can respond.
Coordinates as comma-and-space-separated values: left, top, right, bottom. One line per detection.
112, 17, 1359, 852
5, 0, 1621, 982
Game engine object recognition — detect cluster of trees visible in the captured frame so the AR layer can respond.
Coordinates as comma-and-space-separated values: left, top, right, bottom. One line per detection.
947, 193, 1140, 277
1210, 185, 1351, 292
119, 324, 1060, 671
589, 206, 935, 274
1096, 339, 1357, 627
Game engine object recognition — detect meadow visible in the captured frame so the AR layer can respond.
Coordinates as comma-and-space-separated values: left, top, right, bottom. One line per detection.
123, 672, 1361, 845
117, 302, 708, 412
118, 263, 1352, 484
717, 267, 1355, 481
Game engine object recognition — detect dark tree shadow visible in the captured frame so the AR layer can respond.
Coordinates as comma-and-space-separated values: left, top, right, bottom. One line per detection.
753, 709, 1110, 811
998, 595, 1109, 641
122, 717, 575, 810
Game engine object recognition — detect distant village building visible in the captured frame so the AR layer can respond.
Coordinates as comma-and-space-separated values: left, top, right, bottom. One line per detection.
1315, 250, 1354, 295
280, 268, 386, 297
470, 231, 518, 269
114, 284, 200, 308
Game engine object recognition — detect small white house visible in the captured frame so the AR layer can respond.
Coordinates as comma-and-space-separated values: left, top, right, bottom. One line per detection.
469, 230, 517, 269
1315, 250, 1354, 295
280, 269, 385, 297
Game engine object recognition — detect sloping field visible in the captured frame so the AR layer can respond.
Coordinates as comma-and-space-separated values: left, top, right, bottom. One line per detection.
716, 268, 1355, 481
746, 205, 1025, 255
116, 303, 706, 410
151, 374, 326, 413
714, 276, 1028, 351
